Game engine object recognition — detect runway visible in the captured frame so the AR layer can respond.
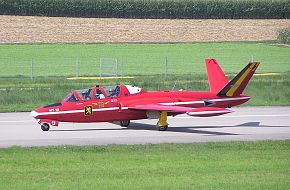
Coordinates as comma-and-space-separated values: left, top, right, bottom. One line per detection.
0, 107, 290, 147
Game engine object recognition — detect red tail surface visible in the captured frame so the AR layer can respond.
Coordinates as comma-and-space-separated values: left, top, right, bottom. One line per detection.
205, 59, 228, 93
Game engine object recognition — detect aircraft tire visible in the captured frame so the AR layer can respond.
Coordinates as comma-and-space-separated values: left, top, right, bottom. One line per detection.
120, 120, 130, 127
41, 123, 50, 131
157, 125, 168, 131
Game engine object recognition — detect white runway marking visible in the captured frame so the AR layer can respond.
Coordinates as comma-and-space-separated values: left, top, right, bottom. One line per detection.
0, 120, 33, 123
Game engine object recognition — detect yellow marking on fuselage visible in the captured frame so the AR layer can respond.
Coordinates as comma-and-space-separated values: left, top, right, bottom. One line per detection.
92, 101, 110, 108
84, 106, 93, 116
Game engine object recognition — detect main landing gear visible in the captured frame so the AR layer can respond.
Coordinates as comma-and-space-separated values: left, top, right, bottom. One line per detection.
41, 123, 50, 131
120, 120, 130, 127
119, 112, 169, 131
157, 111, 168, 131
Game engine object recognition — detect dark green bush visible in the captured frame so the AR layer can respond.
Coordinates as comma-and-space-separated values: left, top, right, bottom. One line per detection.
277, 28, 290, 45
0, 0, 289, 19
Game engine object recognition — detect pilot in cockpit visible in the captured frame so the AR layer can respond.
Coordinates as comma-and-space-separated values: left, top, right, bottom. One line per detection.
109, 86, 120, 97
95, 89, 105, 99
82, 89, 92, 100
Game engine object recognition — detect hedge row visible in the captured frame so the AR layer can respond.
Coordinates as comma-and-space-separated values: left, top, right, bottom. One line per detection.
0, 0, 289, 19
277, 28, 290, 44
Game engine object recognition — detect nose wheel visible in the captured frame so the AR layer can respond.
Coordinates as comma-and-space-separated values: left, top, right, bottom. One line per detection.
41, 123, 50, 131
157, 111, 169, 131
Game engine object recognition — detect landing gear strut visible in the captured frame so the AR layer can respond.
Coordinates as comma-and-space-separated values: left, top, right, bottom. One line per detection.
120, 120, 130, 127
157, 111, 168, 131
41, 123, 50, 131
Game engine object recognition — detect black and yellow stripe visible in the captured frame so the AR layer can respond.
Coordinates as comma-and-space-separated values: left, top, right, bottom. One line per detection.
217, 62, 260, 97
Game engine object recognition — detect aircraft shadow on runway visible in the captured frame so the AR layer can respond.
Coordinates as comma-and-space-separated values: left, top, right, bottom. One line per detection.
128, 123, 238, 136
51, 126, 237, 136
50, 122, 260, 135
235, 122, 290, 128
50, 121, 289, 136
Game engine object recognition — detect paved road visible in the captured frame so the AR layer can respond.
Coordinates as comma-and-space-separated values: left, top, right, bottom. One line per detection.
0, 107, 290, 147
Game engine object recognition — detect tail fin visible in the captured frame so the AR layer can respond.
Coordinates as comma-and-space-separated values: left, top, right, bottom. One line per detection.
206, 59, 228, 93
217, 62, 260, 97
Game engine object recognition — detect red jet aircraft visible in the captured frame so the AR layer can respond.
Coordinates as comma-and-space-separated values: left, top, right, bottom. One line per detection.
31, 59, 259, 131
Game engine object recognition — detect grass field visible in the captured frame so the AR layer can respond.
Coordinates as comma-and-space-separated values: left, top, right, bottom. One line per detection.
0, 74, 289, 112
0, 141, 289, 189
0, 42, 289, 111
0, 42, 290, 77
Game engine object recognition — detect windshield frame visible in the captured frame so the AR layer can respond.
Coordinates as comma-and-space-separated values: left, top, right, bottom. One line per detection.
63, 90, 83, 103
103, 85, 120, 98
63, 85, 123, 103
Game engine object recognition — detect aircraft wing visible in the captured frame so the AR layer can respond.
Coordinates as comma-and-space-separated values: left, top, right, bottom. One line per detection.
128, 104, 232, 117
186, 107, 233, 117
129, 104, 193, 112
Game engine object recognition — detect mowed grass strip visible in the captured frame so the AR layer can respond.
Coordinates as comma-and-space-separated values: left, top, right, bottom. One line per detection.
0, 141, 289, 189
0, 42, 289, 77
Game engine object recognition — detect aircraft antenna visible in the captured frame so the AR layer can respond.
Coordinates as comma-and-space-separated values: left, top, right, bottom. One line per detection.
172, 81, 177, 90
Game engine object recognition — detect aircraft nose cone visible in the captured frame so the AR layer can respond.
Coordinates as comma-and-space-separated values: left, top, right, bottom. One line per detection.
30, 110, 38, 118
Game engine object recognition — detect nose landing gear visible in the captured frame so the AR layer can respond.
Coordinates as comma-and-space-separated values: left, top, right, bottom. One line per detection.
41, 123, 50, 131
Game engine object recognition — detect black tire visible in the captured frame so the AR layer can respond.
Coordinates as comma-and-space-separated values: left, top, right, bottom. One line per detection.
120, 120, 130, 127
41, 123, 50, 131
157, 125, 168, 131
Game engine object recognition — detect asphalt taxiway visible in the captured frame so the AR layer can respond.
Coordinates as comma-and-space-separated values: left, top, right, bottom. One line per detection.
0, 107, 290, 147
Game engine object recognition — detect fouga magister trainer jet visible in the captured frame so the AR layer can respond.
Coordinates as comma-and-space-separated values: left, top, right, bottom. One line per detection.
31, 59, 259, 131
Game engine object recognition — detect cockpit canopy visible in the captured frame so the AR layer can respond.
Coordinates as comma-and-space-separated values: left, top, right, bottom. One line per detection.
63, 85, 145, 103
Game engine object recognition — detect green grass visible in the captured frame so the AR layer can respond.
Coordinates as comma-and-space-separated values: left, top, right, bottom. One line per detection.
0, 42, 289, 111
0, 74, 290, 112
0, 42, 290, 77
0, 141, 289, 189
